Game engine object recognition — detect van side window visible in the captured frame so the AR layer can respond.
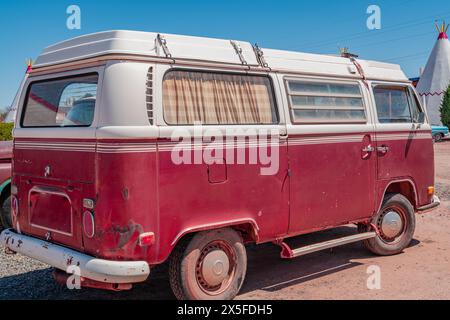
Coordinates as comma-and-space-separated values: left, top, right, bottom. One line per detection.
286, 79, 366, 124
163, 71, 278, 125
373, 85, 414, 124
22, 74, 98, 128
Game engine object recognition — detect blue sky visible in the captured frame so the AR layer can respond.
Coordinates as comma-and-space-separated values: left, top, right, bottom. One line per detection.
1, 0, 450, 108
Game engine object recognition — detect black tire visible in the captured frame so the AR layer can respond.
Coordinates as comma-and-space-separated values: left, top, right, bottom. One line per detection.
169, 228, 247, 300
362, 193, 415, 256
0, 193, 12, 230
433, 133, 443, 143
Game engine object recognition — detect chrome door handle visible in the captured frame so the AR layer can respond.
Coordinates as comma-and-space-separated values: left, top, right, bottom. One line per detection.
377, 146, 390, 154
362, 146, 375, 153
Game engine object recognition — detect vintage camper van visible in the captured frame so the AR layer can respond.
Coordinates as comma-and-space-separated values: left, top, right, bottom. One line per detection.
0, 31, 440, 300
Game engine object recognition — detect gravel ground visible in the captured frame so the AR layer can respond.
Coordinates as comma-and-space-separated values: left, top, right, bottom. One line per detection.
1, 141, 450, 300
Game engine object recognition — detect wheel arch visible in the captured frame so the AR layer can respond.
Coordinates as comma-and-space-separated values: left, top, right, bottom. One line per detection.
378, 179, 418, 212
170, 219, 260, 249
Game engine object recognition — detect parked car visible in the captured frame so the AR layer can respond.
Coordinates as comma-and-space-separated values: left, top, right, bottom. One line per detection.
0, 141, 12, 230
0, 31, 441, 300
432, 126, 449, 142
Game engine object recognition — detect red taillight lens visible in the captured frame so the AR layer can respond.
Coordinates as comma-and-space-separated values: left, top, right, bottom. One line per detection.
138, 232, 155, 247
83, 211, 95, 238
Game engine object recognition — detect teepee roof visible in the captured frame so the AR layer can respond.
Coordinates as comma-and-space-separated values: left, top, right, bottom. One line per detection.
416, 23, 450, 125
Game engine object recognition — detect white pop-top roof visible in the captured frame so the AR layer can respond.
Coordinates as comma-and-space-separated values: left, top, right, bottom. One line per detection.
416, 24, 450, 125
34, 30, 408, 82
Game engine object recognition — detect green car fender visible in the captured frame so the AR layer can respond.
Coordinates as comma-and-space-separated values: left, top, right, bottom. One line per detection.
0, 179, 11, 197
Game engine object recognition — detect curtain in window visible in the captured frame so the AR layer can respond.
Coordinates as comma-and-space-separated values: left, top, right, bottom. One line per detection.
163, 71, 276, 125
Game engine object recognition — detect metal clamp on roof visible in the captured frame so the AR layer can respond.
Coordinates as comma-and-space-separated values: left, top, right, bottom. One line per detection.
156, 34, 172, 58
253, 44, 269, 68
230, 41, 247, 65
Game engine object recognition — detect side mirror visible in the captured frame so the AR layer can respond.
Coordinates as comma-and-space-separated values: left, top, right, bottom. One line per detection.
415, 112, 425, 124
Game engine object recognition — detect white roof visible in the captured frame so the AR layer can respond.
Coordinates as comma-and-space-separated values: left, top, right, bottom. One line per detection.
34, 30, 408, 82
416, 30, 450, 125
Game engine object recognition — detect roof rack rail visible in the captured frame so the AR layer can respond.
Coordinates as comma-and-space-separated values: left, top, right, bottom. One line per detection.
156, 34, 172, 58
253, 44, 269, 68
230, 41, 247, 65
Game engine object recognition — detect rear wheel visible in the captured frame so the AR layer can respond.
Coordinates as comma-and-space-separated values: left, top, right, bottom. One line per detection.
361, 193, 415, 256
169, 228, 247, 300
0, 193, 11, 230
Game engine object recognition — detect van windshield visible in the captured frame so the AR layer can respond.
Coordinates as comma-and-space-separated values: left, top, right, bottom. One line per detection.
21, 74, 98, 127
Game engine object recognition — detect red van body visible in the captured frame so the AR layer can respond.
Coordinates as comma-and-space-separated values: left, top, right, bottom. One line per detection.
0, 31, 440, 300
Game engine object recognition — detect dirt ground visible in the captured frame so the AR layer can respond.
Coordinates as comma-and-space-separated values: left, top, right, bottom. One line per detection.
1, 141, 449, 300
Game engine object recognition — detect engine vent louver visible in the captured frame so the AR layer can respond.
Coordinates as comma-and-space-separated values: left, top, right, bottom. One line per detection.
146, 67, 154, 125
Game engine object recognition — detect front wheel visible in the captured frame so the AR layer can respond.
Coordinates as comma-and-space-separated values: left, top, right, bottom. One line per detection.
361, 193, 416, 256
169, 228, 247, 300
433, 133, 443, 143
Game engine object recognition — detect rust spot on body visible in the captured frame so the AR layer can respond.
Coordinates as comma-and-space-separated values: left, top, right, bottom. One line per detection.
122, 188, 130, 200
113, 221, 144, 249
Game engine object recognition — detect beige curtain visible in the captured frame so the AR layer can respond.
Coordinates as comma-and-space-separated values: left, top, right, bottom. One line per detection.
163, 71, 276, 125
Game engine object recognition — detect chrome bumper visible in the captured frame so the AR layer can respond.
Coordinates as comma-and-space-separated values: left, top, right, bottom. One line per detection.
417, 195, 441, 213
0, 229, 150, 284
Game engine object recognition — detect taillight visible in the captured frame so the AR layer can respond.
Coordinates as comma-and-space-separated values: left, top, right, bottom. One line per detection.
138, 232, 155, 247
83, 211, 95, 238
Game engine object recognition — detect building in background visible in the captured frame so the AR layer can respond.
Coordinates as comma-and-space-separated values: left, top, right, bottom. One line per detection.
416, 23, 450, 125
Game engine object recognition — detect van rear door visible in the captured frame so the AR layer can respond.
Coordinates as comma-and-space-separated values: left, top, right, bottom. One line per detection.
14, 71, 101, 251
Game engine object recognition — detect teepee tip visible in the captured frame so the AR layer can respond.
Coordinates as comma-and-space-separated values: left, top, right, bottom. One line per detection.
436, 21, 449, 39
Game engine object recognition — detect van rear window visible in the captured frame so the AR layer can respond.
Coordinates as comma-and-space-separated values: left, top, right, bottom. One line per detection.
21, 74, 98, 128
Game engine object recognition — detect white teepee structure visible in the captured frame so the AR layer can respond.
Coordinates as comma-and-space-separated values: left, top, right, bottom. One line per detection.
416, 23, 450, 125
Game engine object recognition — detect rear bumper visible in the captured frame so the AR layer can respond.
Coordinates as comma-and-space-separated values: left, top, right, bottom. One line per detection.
0, 229, 150, 284
417, 195, 441, 213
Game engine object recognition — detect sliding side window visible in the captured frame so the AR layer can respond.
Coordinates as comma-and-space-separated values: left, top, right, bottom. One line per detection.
286, 79, 366, 124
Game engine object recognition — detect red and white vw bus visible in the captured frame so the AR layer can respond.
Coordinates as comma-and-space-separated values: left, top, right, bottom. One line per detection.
0, 31, 440, 300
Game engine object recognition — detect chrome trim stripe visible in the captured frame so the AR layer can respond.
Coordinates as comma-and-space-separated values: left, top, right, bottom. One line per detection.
13, 132, 432, 153
15, 141, 96, 153
289, 134, 365, 146
157, 142, 282, 152
97, 142, 157, 153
